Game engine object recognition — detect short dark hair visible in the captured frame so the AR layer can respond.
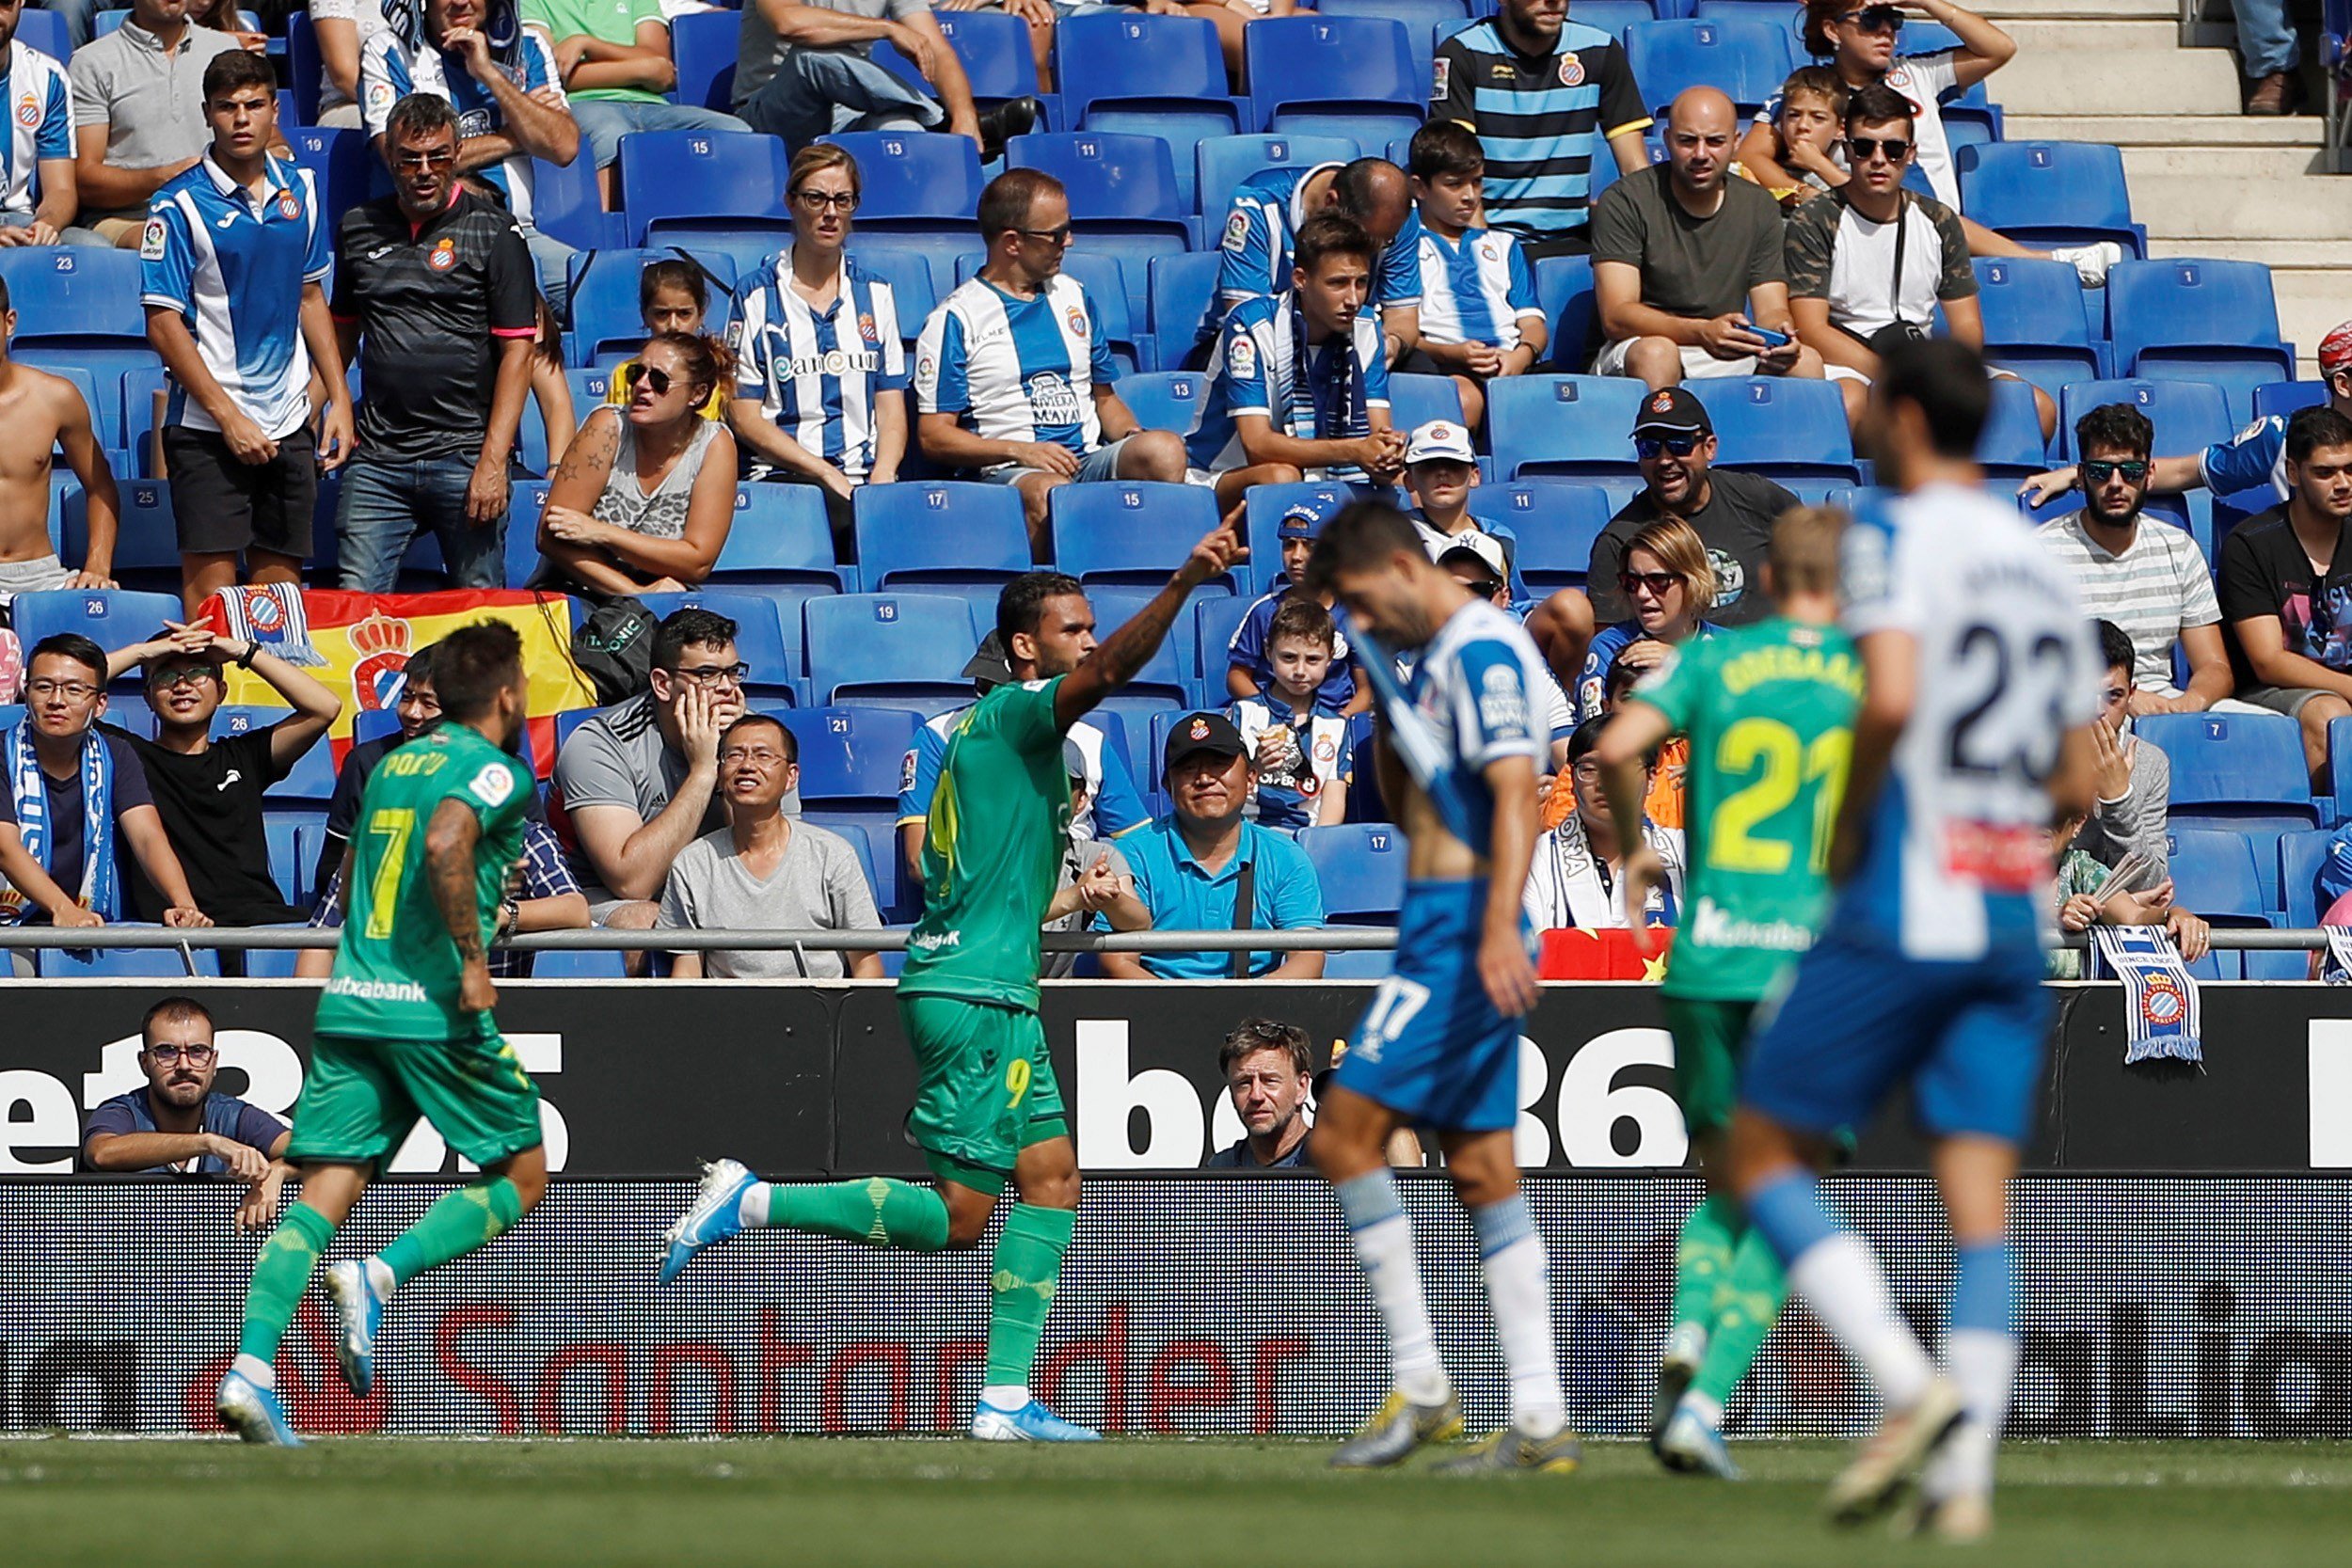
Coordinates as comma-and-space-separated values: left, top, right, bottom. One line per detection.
721, 710, 795, 764
1266, 596, 1335, 652
1294, 214, 1375, 278
2095, 618, 2134, 677
2285, 404, 2352, 465
25, 632, 107, 686
996, 571, 1085, 649
431, 620, 525, 720
140, 996, 212, 1048
0, 275, 12, 314
401, 641, 439, 692
1844, 82, 1915, 137
639, 257, 708, 321
1778, 65, 1848, 115
1407, 120, 1484, 182
1565, 714, 1611, 766
1877, 338, 1991, 460
1218, 1017, 1314, 1080
2074, 402, 2153, 461
1304, 499, 1422, 595
385, 92, 459, 147
653, 606, 739, 671
978, 167, 1061, 239
202, 47, 276, 103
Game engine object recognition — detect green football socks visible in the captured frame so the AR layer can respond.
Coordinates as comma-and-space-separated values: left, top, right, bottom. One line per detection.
237, 1201, 338, 1364
753, 1177, 951, 1252
985, 1204, 1074, 1388
1673, 1194, 1740, 1334
1692, 1226, 1788, 1407
378, 1177, 524, 1287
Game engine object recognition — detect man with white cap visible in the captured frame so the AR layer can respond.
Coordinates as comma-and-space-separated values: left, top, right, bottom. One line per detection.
2022, 319, 2352, 510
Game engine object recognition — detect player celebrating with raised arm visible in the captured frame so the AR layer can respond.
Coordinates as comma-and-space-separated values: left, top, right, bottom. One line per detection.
1591, 508, 1862, 1481
658, 527, 1246, 1442
1728, 341, 2100, 1538
215, 623, 550, 1446
1302, 500, 1567, 1473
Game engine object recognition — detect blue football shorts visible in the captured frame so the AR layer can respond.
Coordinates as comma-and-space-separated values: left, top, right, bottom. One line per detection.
1333, 879, 1531, 1133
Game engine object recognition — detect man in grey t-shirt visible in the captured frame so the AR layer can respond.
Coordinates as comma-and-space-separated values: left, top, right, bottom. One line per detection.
731, 0, 1036, 157
65, 0, 244, 245
1589, 87, 1821, 391
658, 713, 883, 979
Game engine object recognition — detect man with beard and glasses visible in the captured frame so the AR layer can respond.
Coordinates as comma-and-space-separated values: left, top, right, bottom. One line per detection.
84, 997, 294, 1236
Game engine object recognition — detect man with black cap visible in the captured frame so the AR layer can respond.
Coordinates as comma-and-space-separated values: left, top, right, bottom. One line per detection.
1094, 712, 1327, 982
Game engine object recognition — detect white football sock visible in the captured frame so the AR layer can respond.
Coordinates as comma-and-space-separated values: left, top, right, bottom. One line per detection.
232, 1353, 275, 1390
1336, 1172, 1448, 1404
979, 1385, 1027, 1410
739, 1181, 771, 1228
1786, 1232, 1933, 1411
1923, 1327, 2017, 1499
1473, 1198, 1565, 1438
364, 1256, 396, 1302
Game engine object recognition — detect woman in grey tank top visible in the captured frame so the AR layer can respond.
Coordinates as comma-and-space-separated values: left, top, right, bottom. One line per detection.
537, 332, 740, 597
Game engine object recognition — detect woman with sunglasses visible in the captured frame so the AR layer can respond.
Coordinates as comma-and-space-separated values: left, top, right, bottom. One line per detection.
1739, 0, 2122, 284
1576, 515, 1723, 727
536, 331, 739, 597
726, 144, 907, 543
604, 260, 729, 424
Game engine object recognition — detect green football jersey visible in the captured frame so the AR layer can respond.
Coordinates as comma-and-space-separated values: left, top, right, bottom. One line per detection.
898, 677, 1073, 1012
313, 724, 532, 1043
1634, 616, 1862, 1002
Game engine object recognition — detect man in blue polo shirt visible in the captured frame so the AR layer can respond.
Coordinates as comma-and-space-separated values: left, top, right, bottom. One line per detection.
1094, 711, 1326, 981
141, 48, 354, 616
1192, 155, 1421, 369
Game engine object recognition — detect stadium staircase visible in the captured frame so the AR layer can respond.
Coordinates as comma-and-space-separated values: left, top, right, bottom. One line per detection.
1987, 0, 2346, 372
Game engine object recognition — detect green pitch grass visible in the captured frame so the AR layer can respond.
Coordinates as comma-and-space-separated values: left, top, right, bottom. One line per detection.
4, 1437, 2345, 1568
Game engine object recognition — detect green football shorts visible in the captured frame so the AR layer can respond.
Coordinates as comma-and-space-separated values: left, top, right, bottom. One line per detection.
285, 1031, 545, 1169
1661, 996, 1761, 1143
899, 994, 1069, 1196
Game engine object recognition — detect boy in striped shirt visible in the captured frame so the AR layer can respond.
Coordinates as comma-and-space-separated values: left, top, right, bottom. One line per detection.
1393, 121, 1548, 431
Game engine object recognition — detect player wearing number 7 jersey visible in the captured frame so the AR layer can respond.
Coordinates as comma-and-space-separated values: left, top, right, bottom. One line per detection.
216, 623, 547, 1446
1593, 507, 1862, 1481
657, 527, 1247, 1442
1730, 341, 2101, 1540
1302, 500, 1573, 1474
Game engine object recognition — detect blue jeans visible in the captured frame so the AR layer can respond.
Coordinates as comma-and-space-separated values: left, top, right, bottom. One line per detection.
522, 227, 576, 317
738, 48, 944, 148
335, 454, 509, 593
570, 98, 754, 170
2234, 0, 2300, 75
34, 0, 97, 47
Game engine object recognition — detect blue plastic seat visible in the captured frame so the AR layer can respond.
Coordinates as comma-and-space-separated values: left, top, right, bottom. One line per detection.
1120, 371, 1213, 436
799, 811, 902, 919
2281, 829, 2333, 928
1957, 142, 2145, 259
62, 479, 173, 594
1971, 258, 2106, 405
1057, 12, 1237, 130
1534, 254, 1598, 372
2253, 381, 2327, 422
780, 706, 922, 808
668, 8, 739, 110
565, 248, 732, 366
825, 131, 987, 222
1467, 481, 1615, 591
10, 589, 181, 669
1296, 822, 1408, 925
840, 242, 939, 343
1195, 135, 1360, 226
263, 807, 326, 905
1487, 376, 1646, 478
618, 130, 791, 246
1388, 373, 1466, 435
1571, 0, 1660, 33
1007, 132, 1190, 325
2166, 828, 2273, 927
1193, 594, 1255, 706
16, 7, 69, 60
710, 484, 849, 590
286, 125, 389, 231
1703, 378, 1858, 482
1085, 588, 1204, 706
2142, 711, 2317, 911
2106, 259, 2292, 425
528, 948, 629, 980
854, 482, 1030, 603
1051, 482, 1230, 590
530, 151, 624, 254
38, 941, 223, 979
639, 589, 801, 705
804, 594, 981, 709
1150, 252, 1222, 366
507, 480, 553, 587
1247, 16, 1422, 131
2056, 379, 2233, 464
929, 9, 1043, 103
1622, 19, 1796, 116
1978, 376, 2050, 472
1243, 480, 1359, 592
0, 248, 149, 378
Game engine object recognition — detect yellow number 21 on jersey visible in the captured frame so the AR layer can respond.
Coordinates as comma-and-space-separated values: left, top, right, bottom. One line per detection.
1709, 719, 1851, 876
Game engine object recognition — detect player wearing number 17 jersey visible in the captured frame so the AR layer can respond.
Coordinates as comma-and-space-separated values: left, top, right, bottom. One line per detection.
1730, 342, 2101, 1539
216, 624, 547, 1445
1593, 507, 1862, 1481
1303, 501, 1574, 1474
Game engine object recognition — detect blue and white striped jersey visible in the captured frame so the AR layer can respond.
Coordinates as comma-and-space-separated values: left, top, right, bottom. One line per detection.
139, 153, 331, 440
729, 246, 906, 483
359, 29, 564, 227
2201, 414, 2290, 503
1196, 163, 1422, 348
914, 273, 1117, 456
1365, 597, 1550, 859
1832, 483, 2100, 961
1410, 223, 1542, 352
0, 41, 72, 218
1431, 17, 1649, 243
1184, 293, 1391, 480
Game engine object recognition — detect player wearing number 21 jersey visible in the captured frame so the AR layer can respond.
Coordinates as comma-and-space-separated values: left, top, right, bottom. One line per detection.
217, 623, 548, 1446
1730, 343, 2100, 1540
1300, 501, 1578, 1476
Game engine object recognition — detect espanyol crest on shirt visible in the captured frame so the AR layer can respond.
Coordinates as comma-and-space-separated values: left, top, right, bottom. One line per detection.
1558, 54, 1584, 86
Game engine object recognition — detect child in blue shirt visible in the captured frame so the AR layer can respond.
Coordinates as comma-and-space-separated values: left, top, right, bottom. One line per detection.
1394, 120, 1547, 431
1231, 596, 1354, 832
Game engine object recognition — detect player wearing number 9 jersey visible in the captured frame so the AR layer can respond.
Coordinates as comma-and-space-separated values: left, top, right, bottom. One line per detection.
1593, 506, 1862, 1481
217, 623, 548, 1446
1730, 341, 2102, 1540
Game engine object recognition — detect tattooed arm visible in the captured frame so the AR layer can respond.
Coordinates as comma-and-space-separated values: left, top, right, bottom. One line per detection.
425, 797, 497, 1015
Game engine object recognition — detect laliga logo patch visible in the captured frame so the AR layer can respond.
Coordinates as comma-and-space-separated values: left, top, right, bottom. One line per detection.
2138, 971, 2186, 1028
1221, 210, 1250, 252
1227, 334, 1257, 379
428, 237, 457, 271
1431, 57, 1449, 99
1558, 53, 1584, 87
138, 217, 168, 261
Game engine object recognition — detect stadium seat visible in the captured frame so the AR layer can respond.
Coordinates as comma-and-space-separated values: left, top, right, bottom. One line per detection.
1388, 373, 1466, 433
530, 948, 629, 980
668, 8, 738, 110
2057, 379, 2233, 465
2254, 381, 2327, 422
1317, 0, 1472, 67
2281, 829, 2333, 928
1149, 252, 1223, 368
205, 706, 337, 804
826, 131, 987, 222
781, 707, 922, 808
1704, 378, 1858, 482
1195, 135, 1359, 226
506, 480, 553, 587
1194, 594, 1255, 707
1088, 588, 1205, 706
1572, 0, 1660, 33
15, 7, 68, 60
804, 594, 981, 710
854, 482, 1030, 611
262, 808, 323, 906
918, 10, 1043, 107
1296, 822, 1407, 924
9, 589, 181, 675
1467, 482, 1615, 591
1008, 133, 1191, 324
1120, 371, 1213, 436
710, 484, 850, 591
119, 364, 167, 478
0, 248, 155, 392
1244, 481, 1359, 591
1489, 376, 1647, 477
1972, 258, 2106, 404
799, 812, 903, 920
2166, 827, 2274, 927
618, 130, 791, 246
1978, 376, 2051, 473
1622, 19, 1796, 117
1956, 142, 2146, 259
1056, 12, 1235, 130
840, 242, 939, 344
530, 151, 624, 253
1534, 255, 1599, 373
1052, 483, 1232, 593
61, 479, 173, 594
2105, 259, 2293, 425
38, 941, 223, 980
1321, 947, 1396, 979
564, 247, 738, 367
1248, 17, 1422, 137
2142, 711, 2318, 910
287, 125, 389, 231
639, 589, 801, 705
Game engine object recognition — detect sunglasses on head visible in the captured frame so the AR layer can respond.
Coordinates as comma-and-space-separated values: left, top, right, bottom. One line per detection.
1840, 6, 1905, 33
1620, 569, 1679, 596
1634, 435, 1702, 460
622, 361, 674, 397
2082, 459, 2151, 485
1847, 135, 1913, 163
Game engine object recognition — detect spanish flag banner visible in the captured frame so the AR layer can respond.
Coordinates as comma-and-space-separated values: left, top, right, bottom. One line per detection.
197, 587, 596, 780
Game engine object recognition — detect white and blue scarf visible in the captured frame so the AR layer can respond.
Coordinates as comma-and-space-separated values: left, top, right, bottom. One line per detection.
1, 719, 116, 923
1283, 300, 1368, 479
209, 584, 324, 666
2091, 926, 2202, 1068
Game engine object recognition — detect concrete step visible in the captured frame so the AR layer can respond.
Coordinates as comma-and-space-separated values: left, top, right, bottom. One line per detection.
2157, 238, 2352, 267
2132, 171, 2352, 239
2116, 143, 2330, 181
1994, 21, 2245, 114
1979, 0, 2178, 19
2005, 113, 2322, 147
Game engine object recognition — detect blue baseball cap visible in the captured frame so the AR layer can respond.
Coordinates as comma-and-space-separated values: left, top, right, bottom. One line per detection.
1277, 502, 1327, 541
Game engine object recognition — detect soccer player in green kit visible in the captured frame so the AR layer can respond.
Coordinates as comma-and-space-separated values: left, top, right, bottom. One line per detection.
659, 523, 1247, 1441
215, 623, 548, 1445
1590, 507, 1862, 1480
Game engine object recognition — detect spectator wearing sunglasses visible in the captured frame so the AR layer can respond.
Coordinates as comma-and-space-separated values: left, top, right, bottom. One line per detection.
1596, 388, 1796, 632
1575, 514, 1722, 726
2035, 403, 2232, 717
610, 259, 728, 423
536, 331, 740, 598
83, 997, 294, 1231
1741, 0, 2120, 285
1783, 84, 2058, 444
